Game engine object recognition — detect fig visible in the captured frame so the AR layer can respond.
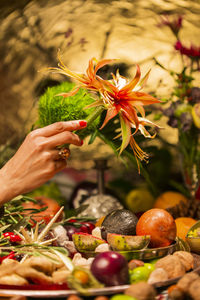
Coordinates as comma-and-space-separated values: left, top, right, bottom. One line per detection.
90, 251, 129, 286
72, 232, 106, 251
107, 233, 150, 251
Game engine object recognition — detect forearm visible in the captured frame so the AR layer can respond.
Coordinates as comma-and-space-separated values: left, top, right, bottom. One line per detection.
0, 168, 20, 206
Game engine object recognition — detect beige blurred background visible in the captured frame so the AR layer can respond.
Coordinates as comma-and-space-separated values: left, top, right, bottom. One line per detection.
0, 0, 200, 173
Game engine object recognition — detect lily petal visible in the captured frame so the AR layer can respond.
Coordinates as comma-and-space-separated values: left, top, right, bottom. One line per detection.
56, 86, 80, 98
84, 99, 104, 109
134, 69, 151, 91
119, 113, 132, 154
134, 105, 146, 118
95, 58, 117, 73
100, 106, 118, 129
128, 91, 160, 105
120, 65, 141, 93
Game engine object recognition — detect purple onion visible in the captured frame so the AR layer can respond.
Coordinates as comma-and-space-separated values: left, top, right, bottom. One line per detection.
90, 251, 129, 286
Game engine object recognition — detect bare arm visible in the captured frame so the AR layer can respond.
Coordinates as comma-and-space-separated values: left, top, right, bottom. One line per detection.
0, 120, 87, 206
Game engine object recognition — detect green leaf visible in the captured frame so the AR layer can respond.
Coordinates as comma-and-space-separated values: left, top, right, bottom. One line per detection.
0, 225, 11, 233
88, 130, 98, 144
22, 206, 48, 213
64, 204, 89, 219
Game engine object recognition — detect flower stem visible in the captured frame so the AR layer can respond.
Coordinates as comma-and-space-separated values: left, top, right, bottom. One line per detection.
85, 106, 105, 126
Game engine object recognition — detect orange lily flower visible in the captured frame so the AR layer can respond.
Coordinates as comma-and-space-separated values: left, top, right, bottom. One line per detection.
88, 67, 161, 168
47, 54, 160, 169
47, 50, 116, 97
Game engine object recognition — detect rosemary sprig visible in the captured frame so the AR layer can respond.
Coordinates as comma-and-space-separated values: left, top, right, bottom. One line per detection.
0, 195, 48, 230
0, 206, 75, 269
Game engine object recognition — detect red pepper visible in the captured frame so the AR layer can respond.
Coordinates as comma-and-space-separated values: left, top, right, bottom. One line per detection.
0, 251, 16, 263
3, 232, 22, 243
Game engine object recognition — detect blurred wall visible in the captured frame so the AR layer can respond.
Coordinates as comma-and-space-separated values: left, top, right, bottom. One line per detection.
0, 0, 200, 169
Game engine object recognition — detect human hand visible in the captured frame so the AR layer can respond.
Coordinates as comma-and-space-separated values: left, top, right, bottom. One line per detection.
0, 120, 87, 205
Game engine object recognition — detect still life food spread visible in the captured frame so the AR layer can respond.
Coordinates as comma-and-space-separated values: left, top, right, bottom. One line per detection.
0, 192, 199, 300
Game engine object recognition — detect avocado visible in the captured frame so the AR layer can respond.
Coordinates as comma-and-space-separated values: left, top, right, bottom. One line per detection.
101, 209, 138, 240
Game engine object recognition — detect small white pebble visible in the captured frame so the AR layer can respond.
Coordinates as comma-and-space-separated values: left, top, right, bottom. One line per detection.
72, 253, 93, 268
95, 243, 110, 253
52, 225, 69, 246
63, 241, 77, 254
92, 227, 102, 239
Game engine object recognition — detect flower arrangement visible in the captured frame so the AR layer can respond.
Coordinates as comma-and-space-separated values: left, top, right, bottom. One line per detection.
154, 15, 200, 198
40, 51, 160, 172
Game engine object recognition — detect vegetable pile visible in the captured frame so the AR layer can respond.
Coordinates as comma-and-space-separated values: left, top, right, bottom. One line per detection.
0, 197, 195, 298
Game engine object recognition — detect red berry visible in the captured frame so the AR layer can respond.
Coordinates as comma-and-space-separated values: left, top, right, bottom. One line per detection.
68, 219, 77, 223
79, 224, 89, 233
81, 222, 95, 233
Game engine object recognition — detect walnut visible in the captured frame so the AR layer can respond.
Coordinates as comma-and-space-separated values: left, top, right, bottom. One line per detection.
177, 272, 199, 292
173, 251, 194, 271
188, 278, 200, 300
125, 281, 157, 300
155, 255, 185, 279
147, 268, 168, 284
168, 288, 185, 300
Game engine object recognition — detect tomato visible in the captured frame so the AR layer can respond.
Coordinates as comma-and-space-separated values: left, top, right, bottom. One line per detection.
22, 196, 61, 225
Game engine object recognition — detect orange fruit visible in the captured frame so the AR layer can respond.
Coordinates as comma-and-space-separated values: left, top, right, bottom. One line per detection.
175, 217, 197, 240
136, 208, 177, 248
154, 191, 188, 210
95, 216, 105, 227
22, 196, 61, 225
125, 188, 155, 213
73, 270, 89, 284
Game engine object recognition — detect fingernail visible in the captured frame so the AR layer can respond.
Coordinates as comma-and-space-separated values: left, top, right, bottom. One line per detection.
79, 120, 87, 127
80, 140, 84, 146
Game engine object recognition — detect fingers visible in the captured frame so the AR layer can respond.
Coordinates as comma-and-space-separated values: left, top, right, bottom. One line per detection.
50, 150, 64, 161
34, 120, 87, 137
46, 131, 83, 148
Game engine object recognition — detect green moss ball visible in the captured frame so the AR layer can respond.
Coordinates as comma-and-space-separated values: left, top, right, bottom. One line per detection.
38, 81, 101, 139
